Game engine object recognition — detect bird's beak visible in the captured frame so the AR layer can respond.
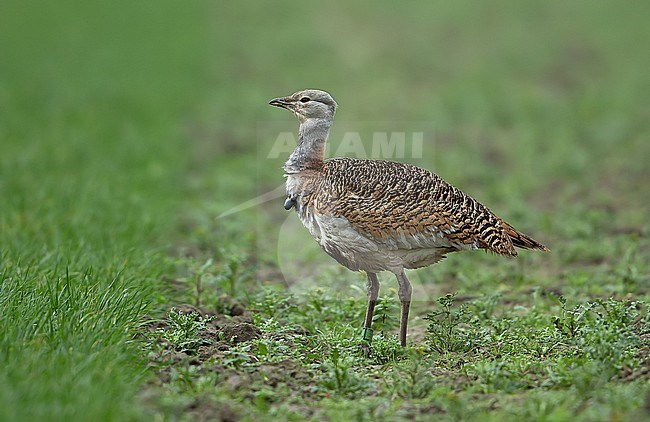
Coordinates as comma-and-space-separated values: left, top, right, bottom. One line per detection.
269, 96, 292, 109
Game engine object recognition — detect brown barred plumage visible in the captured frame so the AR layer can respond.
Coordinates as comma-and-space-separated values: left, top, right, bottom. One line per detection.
269, 89, 548, 350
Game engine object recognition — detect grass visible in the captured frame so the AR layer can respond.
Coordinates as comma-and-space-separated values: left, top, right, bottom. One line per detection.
1, 0, 649, 420
0, 1, 211, 419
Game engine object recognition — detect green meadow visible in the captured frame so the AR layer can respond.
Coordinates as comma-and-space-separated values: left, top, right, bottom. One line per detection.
1, 1, 648, 420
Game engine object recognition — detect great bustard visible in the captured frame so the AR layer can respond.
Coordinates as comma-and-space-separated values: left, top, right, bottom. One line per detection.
269, 89, 548, 349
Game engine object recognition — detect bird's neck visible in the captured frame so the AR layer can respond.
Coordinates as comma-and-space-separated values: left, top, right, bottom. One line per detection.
284, 118, 331, 174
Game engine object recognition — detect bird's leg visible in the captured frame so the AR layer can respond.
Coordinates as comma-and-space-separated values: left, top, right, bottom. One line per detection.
361, 272, 379, 347
396, 271, 413, 347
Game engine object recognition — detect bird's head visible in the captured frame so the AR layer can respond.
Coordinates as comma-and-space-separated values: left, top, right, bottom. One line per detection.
269, 89, 337, 122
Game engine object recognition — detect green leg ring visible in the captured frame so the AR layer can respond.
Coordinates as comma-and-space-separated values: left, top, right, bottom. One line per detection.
361, 327, 374, 344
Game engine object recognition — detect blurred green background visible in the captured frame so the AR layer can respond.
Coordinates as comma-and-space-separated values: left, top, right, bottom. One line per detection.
1, 0, 648, 420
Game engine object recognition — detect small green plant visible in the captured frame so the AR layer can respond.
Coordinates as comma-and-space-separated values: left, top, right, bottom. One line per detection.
298, 288, 362, 328
159, 308, 214, 353
469, 292, 502, 321
318, 348, 372, 397
250, 322, 306, 363
186, 251, 251, 309
576, 298, 642, 370
551, 297, 643, 370
215, 251, 250, 298
383, 349, 437, 399
371, 292, 400, 332
221, 346, 257, 369
252, 287, 298, 320
366, 333, 405, 364
424, 293, 478, 354
552, 295, 595, 338
191, 258, 214, 308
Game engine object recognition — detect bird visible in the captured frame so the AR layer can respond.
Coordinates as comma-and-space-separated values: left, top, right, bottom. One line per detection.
269, 89, 548, 349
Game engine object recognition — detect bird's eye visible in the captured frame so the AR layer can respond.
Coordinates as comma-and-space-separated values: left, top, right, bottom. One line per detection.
300, 97, 310, 103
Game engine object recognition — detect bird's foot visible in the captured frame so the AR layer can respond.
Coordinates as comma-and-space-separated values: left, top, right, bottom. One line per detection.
360, 342, 371, 357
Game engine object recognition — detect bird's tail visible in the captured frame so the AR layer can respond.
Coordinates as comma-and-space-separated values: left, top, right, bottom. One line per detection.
505, 223, 549, 251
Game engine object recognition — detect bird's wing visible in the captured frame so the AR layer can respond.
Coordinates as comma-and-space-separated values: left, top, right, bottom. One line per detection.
316, 158, 524, 255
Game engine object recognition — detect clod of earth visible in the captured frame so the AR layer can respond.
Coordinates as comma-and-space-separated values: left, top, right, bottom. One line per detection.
221, 323, 262, 344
